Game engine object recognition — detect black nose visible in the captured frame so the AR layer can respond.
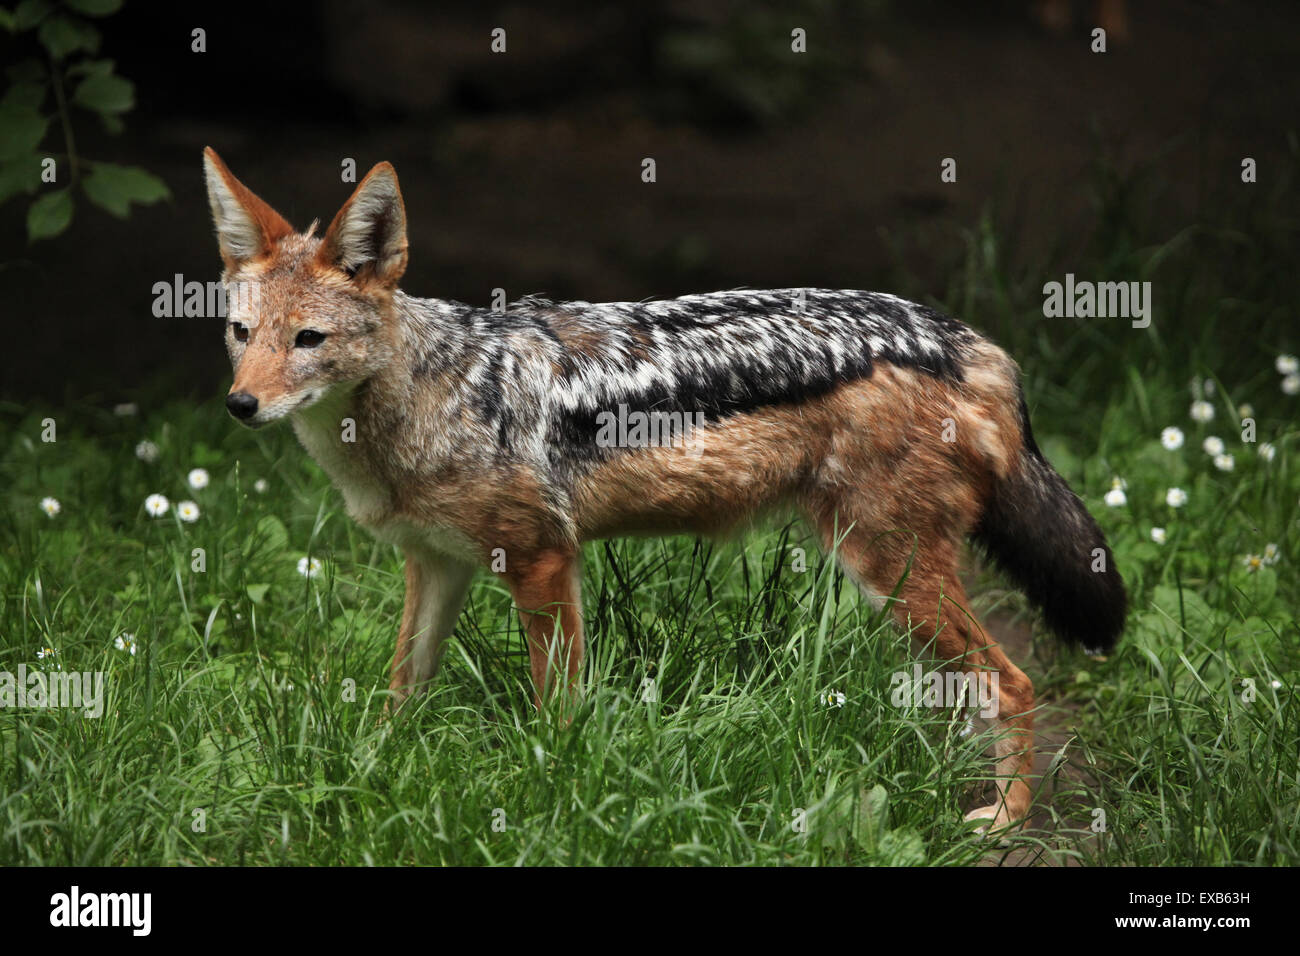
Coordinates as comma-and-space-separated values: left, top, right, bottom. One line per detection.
226, 391, 258, 420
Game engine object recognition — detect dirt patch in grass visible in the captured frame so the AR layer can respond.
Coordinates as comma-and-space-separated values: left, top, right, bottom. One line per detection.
972, 604, 1102, 866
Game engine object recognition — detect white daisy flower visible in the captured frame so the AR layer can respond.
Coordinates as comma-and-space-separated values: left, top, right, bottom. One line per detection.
114, 633, 137, 656
177, 500, 201, 523
1190, 400, 1215, 423
1166, 487, 1188, 508
187, 468, 210, 490
1150, 527, 1167, 544
1262, 543, 1280, 566
1283, 374, 1300, 396
297, 556, 323, 579
1277, 354, 1299, 376
113, 402, 138, 417
135, 440, 160, 464
253, 478, 269, 494
1238, 403, 1254, 420
1202, 436, 1225, 456
820, 690, 846, 708
36, 647, 54, 660
1242, 554, 1263, 573
1213, 454, 1235, 472
1258, 442, 1276, 462
39, 496, 61, 518
1104, 487, 1127, 507
144, 493, 170, 517
1160, 426, 1185, 450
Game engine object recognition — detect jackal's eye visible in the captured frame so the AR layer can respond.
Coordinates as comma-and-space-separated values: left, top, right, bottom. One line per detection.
295, 329, 326, 349
231, 322, 248, 342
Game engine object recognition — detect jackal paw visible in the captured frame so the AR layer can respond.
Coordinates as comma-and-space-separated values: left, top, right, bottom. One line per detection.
963, 803, 1026, 838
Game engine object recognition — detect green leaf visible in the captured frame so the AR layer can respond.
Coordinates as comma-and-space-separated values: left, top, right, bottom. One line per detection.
38, 14, 100, 60
0, 101, 48, 160
82, 162, 169, 217
2, 80, 48, 110
853, 785, 889, 850
252, 515, 290, 555
1152, 584, 1215, 627
1224, 616, 1279, 656
12, 0, 54, 30
0, 9, 15, 32
97, 111, 123, 135
0, 156, 43, 204
246, 583, 271, 604
72, 71, 132, 113
64, 0, 123, 15
189, 442, 225, 467
27, 187, 73, 240
879, 829, 926, 866
1228, 563, 1278, 613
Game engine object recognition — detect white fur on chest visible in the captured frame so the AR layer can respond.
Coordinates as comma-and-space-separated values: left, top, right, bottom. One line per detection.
290, 387, 480, 563
291, 388, 391, 525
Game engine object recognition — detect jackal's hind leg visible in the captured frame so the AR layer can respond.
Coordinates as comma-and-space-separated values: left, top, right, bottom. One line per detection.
811, 514, 1036, 831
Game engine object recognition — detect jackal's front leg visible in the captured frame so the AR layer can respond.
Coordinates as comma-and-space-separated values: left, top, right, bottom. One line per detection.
503, 549, 584, 707
388, 549, 475, 707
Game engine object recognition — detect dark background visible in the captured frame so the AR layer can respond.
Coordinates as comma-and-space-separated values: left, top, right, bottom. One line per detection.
2, 0, 1297, 406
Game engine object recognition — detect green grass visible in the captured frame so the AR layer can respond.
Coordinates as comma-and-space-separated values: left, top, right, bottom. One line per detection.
1, 152, 1297, 866
1, 400, 1015, 865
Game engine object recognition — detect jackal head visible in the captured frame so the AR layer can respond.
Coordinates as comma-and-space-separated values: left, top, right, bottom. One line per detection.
202, 148, 408, 427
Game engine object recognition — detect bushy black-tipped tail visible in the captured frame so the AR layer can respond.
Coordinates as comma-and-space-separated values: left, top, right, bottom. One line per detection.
972, 395, 1127, 653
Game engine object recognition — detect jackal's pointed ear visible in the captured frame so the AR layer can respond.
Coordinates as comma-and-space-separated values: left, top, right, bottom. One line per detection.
316, 162, 408, 287
203, 147, 295, 269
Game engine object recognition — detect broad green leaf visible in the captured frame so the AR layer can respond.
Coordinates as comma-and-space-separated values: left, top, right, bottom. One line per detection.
853, 784, 889, 850
879, 829, 926, 866
65, 0, 124, 15
1152, 584, 1215, 626
12, 0, 54, 30
72, 70, 132, 113
2, 80, 47, 110
1224, 616, 1280, 657
189, 441, 224, 467
27, 187, 73, 240
246, 583, 271, 604
1132, 609, 1182, 650
82, 162, 169, 217
0, 101, 47, 160
1228, 563, 1278, 612
0, 156, 42, 204
37, 14, 100, 60
253, 515, 290, 554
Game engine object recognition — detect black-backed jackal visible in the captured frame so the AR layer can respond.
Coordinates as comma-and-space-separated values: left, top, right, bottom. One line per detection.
204, 149, 1126, 830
